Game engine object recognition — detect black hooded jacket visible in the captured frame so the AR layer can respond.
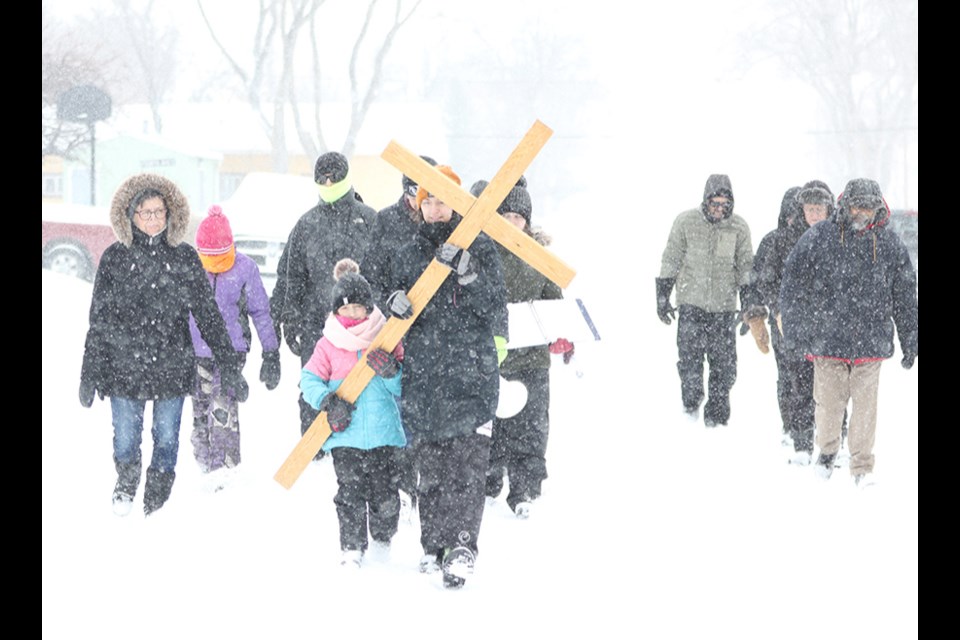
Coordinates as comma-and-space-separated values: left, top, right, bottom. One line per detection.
780, 182, 918, 362
750, 186, 805, 316
80, 173, 239, 399
278, 188, 375, 343
386, 215, 508, 443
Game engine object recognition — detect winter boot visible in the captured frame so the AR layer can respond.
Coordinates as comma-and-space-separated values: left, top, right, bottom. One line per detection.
814, 453, 835, 480
143, 468, 176, 516
340, 549, 363, 569
419, 550, 442, 574
442, 546, 476, 590
112, 454, 142, 516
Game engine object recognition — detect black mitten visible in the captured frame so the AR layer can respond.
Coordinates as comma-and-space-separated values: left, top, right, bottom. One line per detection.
320, 393, 356, 432
367, 348, 400, 378
260, 350, 281, 390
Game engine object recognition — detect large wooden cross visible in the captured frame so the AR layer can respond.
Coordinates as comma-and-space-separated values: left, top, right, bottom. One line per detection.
274, 120, 575, 489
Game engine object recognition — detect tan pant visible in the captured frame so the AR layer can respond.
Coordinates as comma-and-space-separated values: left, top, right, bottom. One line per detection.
813, 359, 883, 476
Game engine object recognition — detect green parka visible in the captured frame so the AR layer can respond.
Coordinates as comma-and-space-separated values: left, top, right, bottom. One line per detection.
659, 207, 754, 313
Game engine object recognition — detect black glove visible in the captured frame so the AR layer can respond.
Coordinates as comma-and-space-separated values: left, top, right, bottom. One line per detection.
320, 393, 355, 432
367, 348, 400, 378
436, 243, 478, 285
221, 367, 249, 402
386, 290, 413, 320
901, 352, 916, 370
655, 277, 677, 325
79, 379, 97, 408
260, 350, 281, 390
284, 328, 302, 357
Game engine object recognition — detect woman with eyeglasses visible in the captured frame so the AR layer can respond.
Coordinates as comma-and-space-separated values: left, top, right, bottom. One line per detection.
79, 173, 248, 517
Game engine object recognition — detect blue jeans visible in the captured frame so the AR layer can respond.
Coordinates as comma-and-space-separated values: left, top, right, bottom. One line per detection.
111, 397, 186, 473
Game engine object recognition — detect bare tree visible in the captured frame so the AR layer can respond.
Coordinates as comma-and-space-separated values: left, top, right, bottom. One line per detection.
198, 0, 421, 171
42, 8, 113, 160
749, 0, 918, 189
43, 0, 179, 151
107, 0, 180, 133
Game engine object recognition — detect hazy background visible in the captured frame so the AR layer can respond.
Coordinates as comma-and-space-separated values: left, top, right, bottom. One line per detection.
42, 0, 918, 236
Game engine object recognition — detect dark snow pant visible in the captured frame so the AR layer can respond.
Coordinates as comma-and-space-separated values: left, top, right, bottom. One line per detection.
771, 325, 792, 433
298, 329, 324, 459
782, 350, 815, 454
487, 368, 550, 510
677, 305, 737, 424
395, 444, 420, 506
330, 446, 401, 553
190, 357, 244, 473
417, 433, 491, 557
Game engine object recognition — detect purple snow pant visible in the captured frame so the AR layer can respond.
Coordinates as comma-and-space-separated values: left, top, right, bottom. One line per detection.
190, 356, 244, 473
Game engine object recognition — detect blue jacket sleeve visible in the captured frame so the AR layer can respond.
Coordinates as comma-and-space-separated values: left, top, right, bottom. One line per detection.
300, 368, 338, 411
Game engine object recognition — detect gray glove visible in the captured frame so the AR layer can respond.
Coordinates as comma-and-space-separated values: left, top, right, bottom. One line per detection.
436, 243, 478, 285
386, 290, 414, 320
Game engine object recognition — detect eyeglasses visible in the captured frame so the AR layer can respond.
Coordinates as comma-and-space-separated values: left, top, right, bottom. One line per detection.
707, 199, 732, 211
136, 207, 167, 220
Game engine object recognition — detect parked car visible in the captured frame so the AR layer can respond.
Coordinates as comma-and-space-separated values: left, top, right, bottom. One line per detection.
41, 203, 116, 281
888, 208, 918, 272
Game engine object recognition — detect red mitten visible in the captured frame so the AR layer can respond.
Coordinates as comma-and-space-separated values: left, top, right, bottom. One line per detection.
549, 338, 575, 364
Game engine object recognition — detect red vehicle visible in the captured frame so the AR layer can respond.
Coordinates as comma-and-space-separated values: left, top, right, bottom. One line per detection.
41, 203, 116, 281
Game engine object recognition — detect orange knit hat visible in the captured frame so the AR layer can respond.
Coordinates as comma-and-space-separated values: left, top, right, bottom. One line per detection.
416, 165, 461, 211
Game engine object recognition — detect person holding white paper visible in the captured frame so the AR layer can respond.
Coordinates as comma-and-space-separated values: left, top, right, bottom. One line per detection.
477, 178, 572, 519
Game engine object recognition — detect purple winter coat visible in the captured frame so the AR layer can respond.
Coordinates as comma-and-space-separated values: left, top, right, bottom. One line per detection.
190, 252, 279, 357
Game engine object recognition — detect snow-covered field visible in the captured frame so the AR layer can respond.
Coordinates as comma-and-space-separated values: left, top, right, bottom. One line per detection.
42, 232, 917, 639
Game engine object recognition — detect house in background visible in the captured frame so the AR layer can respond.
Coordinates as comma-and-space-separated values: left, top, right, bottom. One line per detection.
46, 101, 449, 212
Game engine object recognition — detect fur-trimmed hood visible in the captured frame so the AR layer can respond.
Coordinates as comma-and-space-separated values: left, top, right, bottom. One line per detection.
109, 173, 191, 247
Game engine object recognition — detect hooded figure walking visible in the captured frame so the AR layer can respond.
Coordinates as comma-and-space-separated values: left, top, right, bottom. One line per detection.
79, 174, 248, 516
780, 178, 918, 485
656, 174, 755, 426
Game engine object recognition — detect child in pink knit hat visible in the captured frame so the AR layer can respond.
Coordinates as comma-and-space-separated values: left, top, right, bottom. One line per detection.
189, 205, 282, 489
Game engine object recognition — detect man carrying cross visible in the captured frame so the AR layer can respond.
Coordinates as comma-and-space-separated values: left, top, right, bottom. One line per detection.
272, 121, 572, 585
382, 164, 508, 590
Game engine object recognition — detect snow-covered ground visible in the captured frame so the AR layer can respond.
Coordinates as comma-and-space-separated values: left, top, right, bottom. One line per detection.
42, 228, 917, 639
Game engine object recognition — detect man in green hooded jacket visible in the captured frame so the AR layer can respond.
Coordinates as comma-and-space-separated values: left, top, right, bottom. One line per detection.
656, 174, 754, 426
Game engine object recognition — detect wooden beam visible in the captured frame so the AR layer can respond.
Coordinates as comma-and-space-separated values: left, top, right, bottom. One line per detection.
382, 135, 575, 288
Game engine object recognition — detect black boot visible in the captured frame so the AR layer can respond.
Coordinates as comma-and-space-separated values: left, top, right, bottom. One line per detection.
112, 454, 142, 516
114, 454, 142, 500
143, 468, 176, 516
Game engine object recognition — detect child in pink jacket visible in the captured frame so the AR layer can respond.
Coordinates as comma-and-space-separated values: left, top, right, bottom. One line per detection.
300, 259, 406, 568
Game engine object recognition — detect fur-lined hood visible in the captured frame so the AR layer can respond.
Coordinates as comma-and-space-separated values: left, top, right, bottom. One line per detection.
109, 173, 191, 247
